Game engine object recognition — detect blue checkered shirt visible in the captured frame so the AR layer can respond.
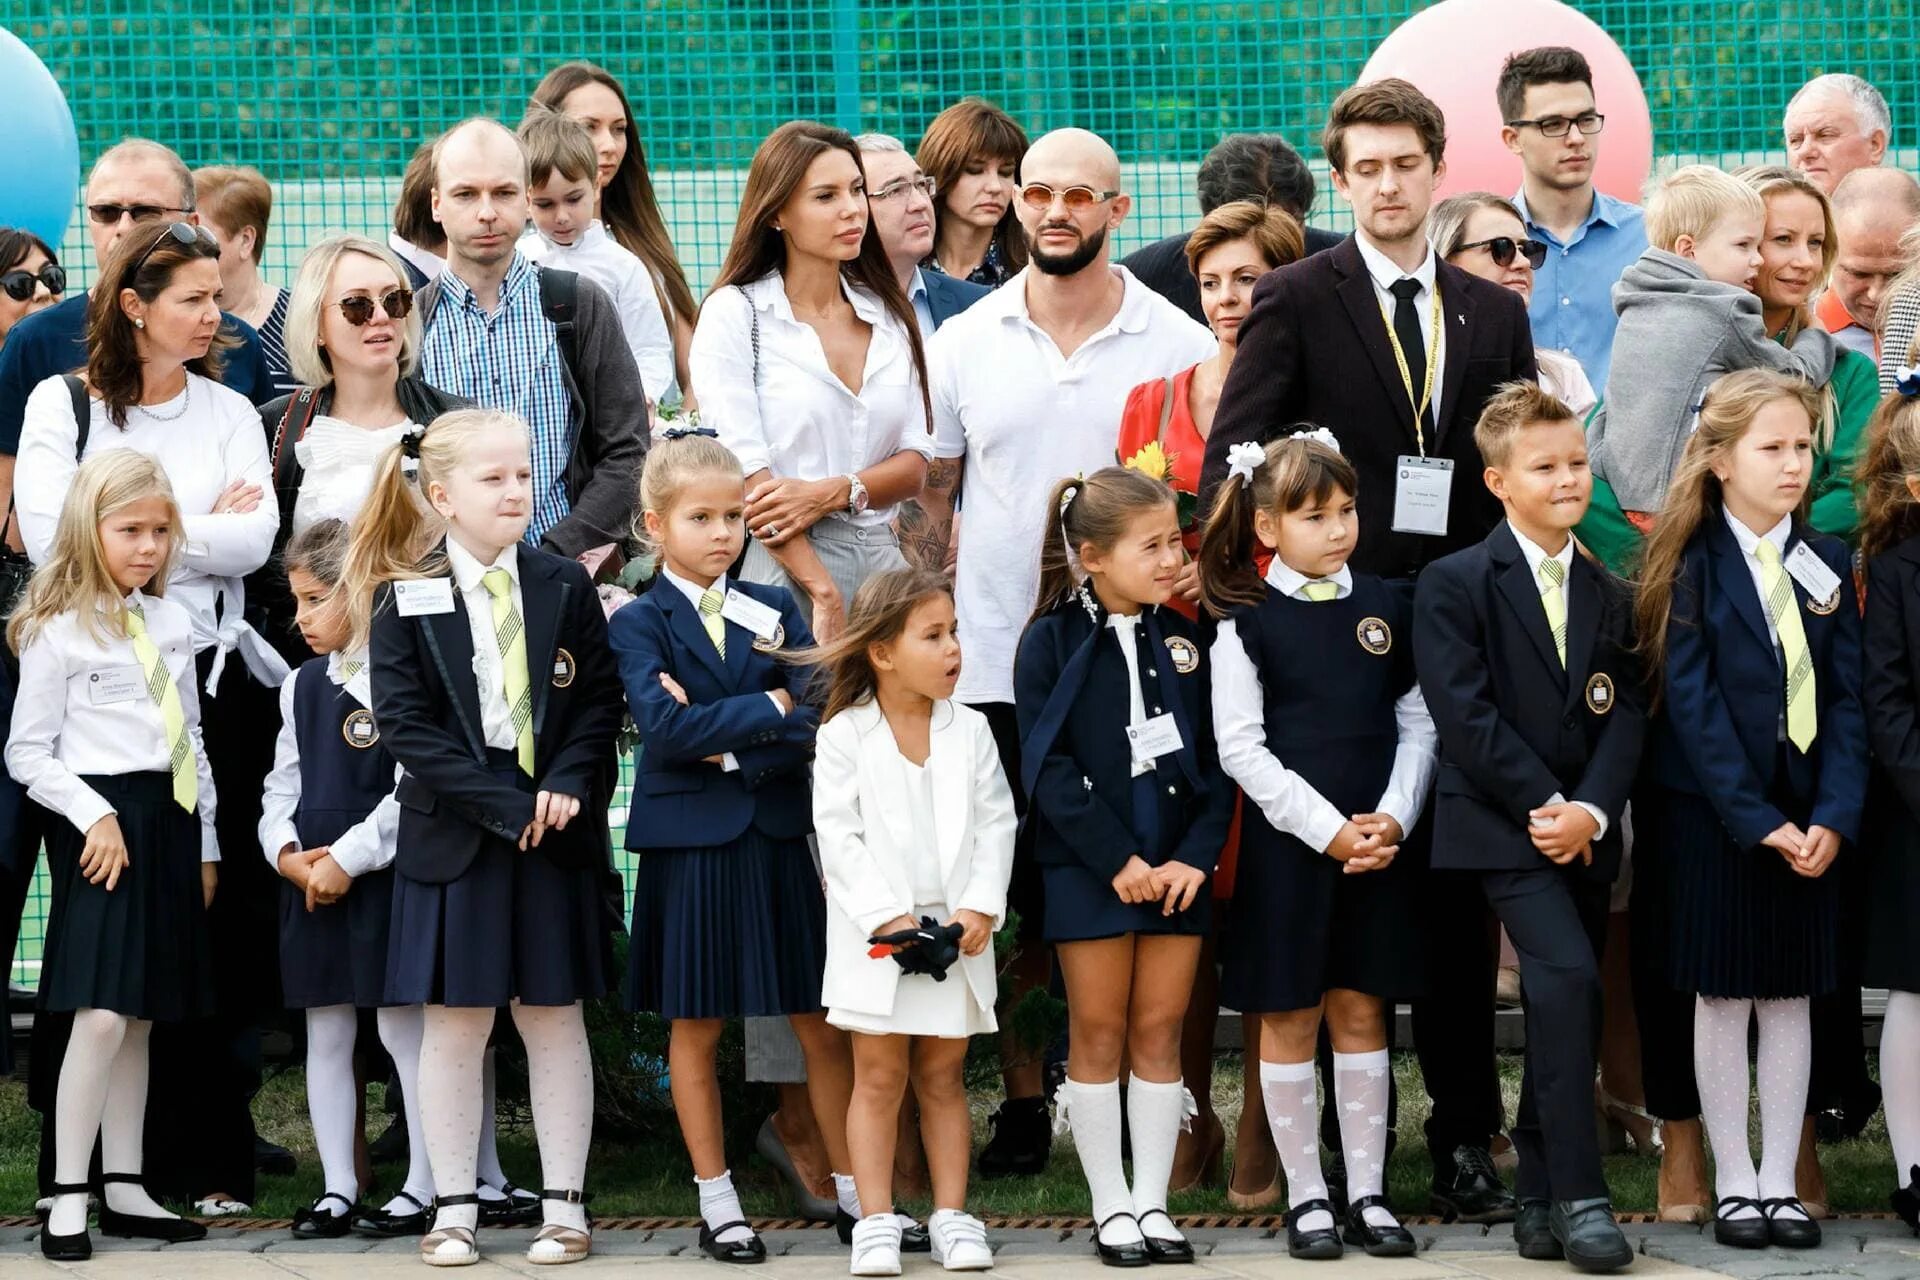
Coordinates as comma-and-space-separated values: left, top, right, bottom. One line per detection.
420, 254, 573, 544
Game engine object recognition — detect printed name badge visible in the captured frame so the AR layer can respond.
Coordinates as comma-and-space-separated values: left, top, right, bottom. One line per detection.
720, 588, 781, 641
393, 577, 456, 616
1783, 543, 1842, 605
1126, 713, 1185, 763
1392, 456, 1453, 537
88, 665, 147, 706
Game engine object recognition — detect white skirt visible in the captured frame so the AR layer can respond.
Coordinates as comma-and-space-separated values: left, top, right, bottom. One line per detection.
827, 902, 997, 1039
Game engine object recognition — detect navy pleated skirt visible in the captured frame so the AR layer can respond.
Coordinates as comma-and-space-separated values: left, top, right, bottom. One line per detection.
385, 760, 611, 1008
278, 867, 396, 1009
40, 772, 215, 1021
626, 826, 826, 1020
1641, 784, 1839, 999
1044, 774, 1213, 944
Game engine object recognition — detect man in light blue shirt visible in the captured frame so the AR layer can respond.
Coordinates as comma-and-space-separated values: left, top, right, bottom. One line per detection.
1499, 47, 1648, 392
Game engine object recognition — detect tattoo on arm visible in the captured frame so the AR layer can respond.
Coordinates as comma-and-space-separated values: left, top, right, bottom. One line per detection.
895, 457, 962, 575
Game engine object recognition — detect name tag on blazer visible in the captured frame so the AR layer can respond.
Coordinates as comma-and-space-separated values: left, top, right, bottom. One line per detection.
1784, 544, 1841, 611
394, 578, 456, 616
720, 588, 781, 641
1126, 713, 1184, 763
88, 665, 146, 706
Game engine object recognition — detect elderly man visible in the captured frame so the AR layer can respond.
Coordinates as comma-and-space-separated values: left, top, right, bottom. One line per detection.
1819, 167, 1920, 359
1785, 74, 1891, 195
857, 133, 989, 337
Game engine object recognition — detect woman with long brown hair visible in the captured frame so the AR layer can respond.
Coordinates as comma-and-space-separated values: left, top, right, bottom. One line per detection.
532, 60, 699, 400
916, 99, 1029, 287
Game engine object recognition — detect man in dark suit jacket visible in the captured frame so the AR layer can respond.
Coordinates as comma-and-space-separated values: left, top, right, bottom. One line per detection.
1200, 79, 1537, 1224
1121, 133, 1345, 324
859, 132, 992, 334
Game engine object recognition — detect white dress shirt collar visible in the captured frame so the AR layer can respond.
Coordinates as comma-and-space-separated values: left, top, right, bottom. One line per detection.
1355, 233, 1437, 298
1722, 506, 1792, 561
659, 564, 726, 611
327, 646, 374, 707
446, 538, 521, 595
1507, 522, 1576, 580
743, 268, 887, 328
1263, 559, 1355, 601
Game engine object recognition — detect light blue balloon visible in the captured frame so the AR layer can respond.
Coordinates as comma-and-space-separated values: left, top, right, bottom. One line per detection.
0, 28, 79, 247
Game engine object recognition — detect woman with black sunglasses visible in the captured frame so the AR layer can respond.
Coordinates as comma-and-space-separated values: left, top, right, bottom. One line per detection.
1430, 192, 1598, 418
0, 228, 63, 349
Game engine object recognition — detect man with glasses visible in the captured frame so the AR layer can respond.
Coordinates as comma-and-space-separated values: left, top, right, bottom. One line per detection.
1498, 46, 1647, 393
857, 134, 989, 337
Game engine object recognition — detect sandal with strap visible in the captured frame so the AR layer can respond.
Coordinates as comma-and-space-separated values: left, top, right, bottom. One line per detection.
526, 1189, 592, 1265
40, 1181, 92, 1262
422, 1194, 481, 1268
98, 1173, 207, 1242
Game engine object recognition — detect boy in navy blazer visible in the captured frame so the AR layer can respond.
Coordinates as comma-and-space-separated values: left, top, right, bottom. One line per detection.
1414, 383, 1644, 1273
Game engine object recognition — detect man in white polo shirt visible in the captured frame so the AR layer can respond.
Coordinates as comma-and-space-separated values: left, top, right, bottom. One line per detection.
918, 126, 1214, 1176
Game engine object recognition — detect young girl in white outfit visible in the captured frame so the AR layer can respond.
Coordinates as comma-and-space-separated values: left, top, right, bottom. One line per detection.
811, 568, 1015, 1277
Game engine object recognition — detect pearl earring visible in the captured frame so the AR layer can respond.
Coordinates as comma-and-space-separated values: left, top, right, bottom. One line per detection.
133, 318, 145, 329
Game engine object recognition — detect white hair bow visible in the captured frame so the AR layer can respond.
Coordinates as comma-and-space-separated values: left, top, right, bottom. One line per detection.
1296, 427, 1342, 455
1896, 365, 1920, 398
1226, 441, 1266, 489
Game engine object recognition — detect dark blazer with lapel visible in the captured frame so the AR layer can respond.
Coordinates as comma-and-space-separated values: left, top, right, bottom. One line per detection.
1121, 225, 1346, 325
1013, 591, 1233, 877
1414, 523, 1647, 882
1199, 235, 1538, 578
1645, 513, 1868, 849
923, 271, 991, 330
1863, 536, 1920, 819
371, 546, 623, 884
610, 578, 819, 849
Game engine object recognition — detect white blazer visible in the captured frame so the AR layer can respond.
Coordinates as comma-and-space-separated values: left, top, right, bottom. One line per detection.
813, 698, 1016, 1021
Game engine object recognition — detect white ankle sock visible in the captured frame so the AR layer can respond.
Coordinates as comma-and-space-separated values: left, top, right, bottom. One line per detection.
1260, 1059, 1331, 1234
1333, 1049, 1396, 1229
1126, 1075, 1189, 1242
376, 1003, 435, 1209
698, 1170, 753, 1244
420, 1006, 491, 1231
1885, 991, 1920, 1182
1061, 1077, 1143, 1247
306, 1005, 360, 1208
50, 1008, 128, 1235
1754, 997, 1811, 1214
834, 1170, 862, 1218
511, 1001, 593, 1233
1694, 996, 1760, 1219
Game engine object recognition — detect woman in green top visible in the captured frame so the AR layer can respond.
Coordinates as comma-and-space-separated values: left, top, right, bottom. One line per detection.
1581, 165, 1879, 572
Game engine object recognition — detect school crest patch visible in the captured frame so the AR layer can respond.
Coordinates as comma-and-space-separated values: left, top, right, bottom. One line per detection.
1164, 635, 1199, 673
1585, 672, 1615, 716
551, 648, 576, 688
752, 623, 786, 653
342, 709, 380, 749
1805, 588, 1840, 616
1356, 617, 1393, 655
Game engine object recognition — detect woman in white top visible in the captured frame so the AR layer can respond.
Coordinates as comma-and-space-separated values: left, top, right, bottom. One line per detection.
14, 220, 281, 1213
691, 120, 934, 646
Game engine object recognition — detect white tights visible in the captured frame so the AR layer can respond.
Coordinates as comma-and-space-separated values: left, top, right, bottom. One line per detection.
1693, 995, 1811, 1221
49, 1009, 178, 1236
1883, 990, 1920, 1184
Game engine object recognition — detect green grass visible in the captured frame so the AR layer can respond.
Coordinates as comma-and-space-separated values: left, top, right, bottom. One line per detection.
0, 1051, 1899, 1220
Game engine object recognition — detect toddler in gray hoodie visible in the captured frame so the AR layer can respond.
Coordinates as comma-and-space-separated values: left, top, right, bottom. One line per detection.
1588, 165, 1835, 514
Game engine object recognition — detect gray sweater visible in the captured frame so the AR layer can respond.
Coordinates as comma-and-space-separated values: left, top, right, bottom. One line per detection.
1588, 248, 1836, 511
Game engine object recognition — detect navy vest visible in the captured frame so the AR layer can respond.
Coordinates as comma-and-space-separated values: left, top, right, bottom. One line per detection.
292, 658, 398, 849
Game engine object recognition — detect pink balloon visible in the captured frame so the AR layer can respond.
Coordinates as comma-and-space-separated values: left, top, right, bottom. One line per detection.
1360, 0, 1653, 204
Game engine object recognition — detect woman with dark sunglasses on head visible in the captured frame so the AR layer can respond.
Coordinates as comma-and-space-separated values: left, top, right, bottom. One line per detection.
1431, 192, 1598, 417
0, 229, 64, 349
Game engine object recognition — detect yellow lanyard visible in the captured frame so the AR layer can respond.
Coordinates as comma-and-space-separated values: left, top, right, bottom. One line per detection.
1376, 281, 1443, 457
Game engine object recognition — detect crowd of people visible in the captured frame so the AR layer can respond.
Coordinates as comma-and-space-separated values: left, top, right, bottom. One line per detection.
0, 43, 1918, 1277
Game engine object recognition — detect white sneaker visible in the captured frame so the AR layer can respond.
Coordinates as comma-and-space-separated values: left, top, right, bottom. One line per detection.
929, 1209, 994, 1271
850, 1213, 903, 1277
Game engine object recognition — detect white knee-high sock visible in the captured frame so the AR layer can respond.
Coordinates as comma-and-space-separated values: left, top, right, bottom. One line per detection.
1884, 991, 1920, 1183
1333, 1050, 1396, 1228
1754, 997, 1812, 1215
305, 1005, 361, 1207
99, 1019, 174, 1220
1259, 1059, 1330, 1233
476, 1043, 509, 1199
49, 1008, 129, 1235
419, 1006, 493, 1232
1695, 996, 1759, 1218
1061, 1077, 1143, 1247
1126, 1075, 1190, 1241
510, 1001, 593, 1235
375, 1004, 436, 1209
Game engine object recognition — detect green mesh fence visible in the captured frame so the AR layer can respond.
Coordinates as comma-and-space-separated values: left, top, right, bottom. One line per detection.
2, 1, 1915, 982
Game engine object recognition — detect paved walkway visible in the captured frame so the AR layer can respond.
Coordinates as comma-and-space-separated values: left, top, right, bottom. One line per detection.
2, 1221, 1918, 1279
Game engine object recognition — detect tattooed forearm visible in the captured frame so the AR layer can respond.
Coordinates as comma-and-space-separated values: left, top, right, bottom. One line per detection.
895, 456, 962, 576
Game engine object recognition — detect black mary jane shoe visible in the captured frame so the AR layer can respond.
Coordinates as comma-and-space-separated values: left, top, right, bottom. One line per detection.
39, 1182, 92, 1262
1135, 1210, 1194, 1264
1092, 1212, 1151, 1267
1285, 1198, 1344, 1261
1893, 1165, 1920, 1235
1341, 1196, 1416, 1258
480, 1180, 543, 1228
353, 1189, 432, 1237
291, 1191, 358, 1239
96, 1173, 207, 1243
699, 1219, 767, 1264
836, 1206, 930, 1252
1762, 1196, 1822, 1249
1711, 1196, 1770, 1249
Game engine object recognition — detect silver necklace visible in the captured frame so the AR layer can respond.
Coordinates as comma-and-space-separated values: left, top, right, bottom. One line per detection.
135, 377, 191, 422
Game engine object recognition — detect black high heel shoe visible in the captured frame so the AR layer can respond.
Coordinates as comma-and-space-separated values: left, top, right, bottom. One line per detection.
39, 1182, 92, 1262
1092, 1212, 1151, 1267
96, 1173, 207, 1243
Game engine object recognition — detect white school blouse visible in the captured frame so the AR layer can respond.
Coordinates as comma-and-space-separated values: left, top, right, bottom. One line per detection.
5, 591, 219, 860
258, 648, 402, 878
445, 540, 527, 755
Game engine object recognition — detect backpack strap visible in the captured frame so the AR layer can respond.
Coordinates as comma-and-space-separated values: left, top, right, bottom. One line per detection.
270, 388, 322, 524
538, 266, 582, 391
63, 374, 90, 459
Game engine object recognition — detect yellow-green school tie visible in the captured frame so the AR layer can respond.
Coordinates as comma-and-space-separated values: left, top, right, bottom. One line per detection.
126, 602, 196, 813
341, 659, 364, 682
1301, 580, 1339, 603
1755, 539, 1817, 752
482, 568, 536, 777
1538, 557, 1568, 669
698, 587, 727, 657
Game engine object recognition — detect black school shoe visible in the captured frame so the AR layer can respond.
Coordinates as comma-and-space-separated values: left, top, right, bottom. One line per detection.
1513, 1199, 1563, 1260
291, 1191, 357, 1239
1893, 1165, 1920, 1234
1550, 1198, 1633, 1272
836, 1207, 930, 1252
1135, 1209, 1194, 1264
479, 1181, 542, 1227
1341, 1196, 1416, 1257
1429, 1145, 1517, 1224
354, 1190, 431, 1237
96, 1174, 207, 1243
255, 1136, 298, 1177
1762, 1196, 1822, 1248
39, 1182, 91, 1262
1711, 1196, 1770, 1249
699, 1220, 767, 1263
1092, 1212, 1151, 1267
977, 1096, 1051, 1178
1285, 1199, 1343, 1260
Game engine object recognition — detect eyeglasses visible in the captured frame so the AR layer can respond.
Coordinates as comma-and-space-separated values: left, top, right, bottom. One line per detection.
870, 175, 938, 203
1018, 183, 1121, 212
1459, 236, 1548, 270
1504, 112, 1606, 138
1, 262, 65, 302
87, 203, 192, 225
134, 221, 219, 274
333, 287, 414, 326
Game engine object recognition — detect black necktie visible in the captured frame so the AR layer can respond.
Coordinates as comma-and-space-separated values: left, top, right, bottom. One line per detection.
1388, 276, 1431, 432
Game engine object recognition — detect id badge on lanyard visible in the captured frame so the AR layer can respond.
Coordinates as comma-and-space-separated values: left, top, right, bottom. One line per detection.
1382, 284, 1450, 536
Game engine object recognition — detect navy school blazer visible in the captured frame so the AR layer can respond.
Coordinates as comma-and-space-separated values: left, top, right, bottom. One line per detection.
610, 578, 819, 849
1643, 512, 1868, 849
1013, 589, 1233, 877
1863, 535, 1920, 819
371, 545, 624, 884
1414, 522, 1647, 882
